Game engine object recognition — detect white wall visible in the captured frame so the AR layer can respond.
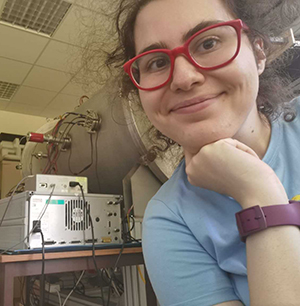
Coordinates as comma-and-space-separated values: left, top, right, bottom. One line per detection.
0, 110, 47, 135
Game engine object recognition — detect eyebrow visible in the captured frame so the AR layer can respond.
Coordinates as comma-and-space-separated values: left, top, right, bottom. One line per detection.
137, 19, 225, 55
182, 20, 225, 41
138, 42, 168, 55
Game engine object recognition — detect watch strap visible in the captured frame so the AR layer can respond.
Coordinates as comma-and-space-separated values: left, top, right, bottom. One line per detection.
236, 201, 300, 242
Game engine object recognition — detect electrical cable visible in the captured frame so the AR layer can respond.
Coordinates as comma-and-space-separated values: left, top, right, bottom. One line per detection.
62, 270, 85, 306
39, 231, 45, 306
68, 133, 94, 175
72, 271, 86, 295
60, 112, 87, 118
137, 266, 146, 284
0, 184, 55, 254
95, 129, 101, 191
5, 182, 25, 197
42, 115, 84, 174
55, 289, 62, 306
43, 116, 78, 173
0, 175, 34, 228
122, 215, 140, 243
104, 268, 121, 297
77, 183, 106, 305
106, 241, 126, 306
18, 135, 26, 144
125, 208, 145, 284
72, 182, 125, 305
29, 143, 39, 175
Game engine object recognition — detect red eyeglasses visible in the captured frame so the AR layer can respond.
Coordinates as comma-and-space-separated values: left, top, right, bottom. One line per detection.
123, 19, 249, 91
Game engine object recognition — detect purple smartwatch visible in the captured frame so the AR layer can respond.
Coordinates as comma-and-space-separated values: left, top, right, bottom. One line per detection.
235, 201, 300, 242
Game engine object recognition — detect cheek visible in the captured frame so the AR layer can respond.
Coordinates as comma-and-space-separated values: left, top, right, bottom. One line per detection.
223, 55, 260, 96
139, 91, 161, 120
139, 91, 151, 112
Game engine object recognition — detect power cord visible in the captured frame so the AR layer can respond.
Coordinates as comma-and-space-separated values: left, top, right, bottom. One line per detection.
0, 184, 56, 255
62, 270, 85, 306
69, 181, 126, 305
31, 223, 45, 306
69, 181, 106, 304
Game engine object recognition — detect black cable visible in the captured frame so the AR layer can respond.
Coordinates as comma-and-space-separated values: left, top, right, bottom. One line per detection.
61, 112, 87, 118
43, 116, 81, 174
121, 215, 140, 243
95, 129, 101, 191
44, 117, 83, 174
78, 184, 106, 305
77, 133, 94, 175
39, 231, 45, 306
73, 271, 86, 295
68, 133, 94, 175
106, 241, 126, 306
75, 182, 126, 305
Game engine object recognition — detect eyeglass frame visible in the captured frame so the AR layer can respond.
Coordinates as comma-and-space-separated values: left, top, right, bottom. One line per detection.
123, 19, 249, 91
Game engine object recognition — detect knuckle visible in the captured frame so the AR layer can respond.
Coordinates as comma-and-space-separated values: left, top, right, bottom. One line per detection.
200, 144, 211, 155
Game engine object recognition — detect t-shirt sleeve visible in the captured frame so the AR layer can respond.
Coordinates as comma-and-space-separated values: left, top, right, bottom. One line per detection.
142, 199, 241, 306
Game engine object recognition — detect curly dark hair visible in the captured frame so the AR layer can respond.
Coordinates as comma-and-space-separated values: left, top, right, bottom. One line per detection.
106, 0, 299, 122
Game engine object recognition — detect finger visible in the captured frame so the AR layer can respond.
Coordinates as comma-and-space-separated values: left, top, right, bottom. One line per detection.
222, 138, 259, 158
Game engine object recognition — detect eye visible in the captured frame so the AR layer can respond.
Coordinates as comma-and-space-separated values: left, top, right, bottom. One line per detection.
197, 37, 220, 52
147, 56, 170, 72
202, 38, 218, 50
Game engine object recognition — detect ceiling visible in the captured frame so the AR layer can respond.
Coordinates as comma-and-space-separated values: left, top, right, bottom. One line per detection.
0, 0, 299, 119
0, 0, 109, 119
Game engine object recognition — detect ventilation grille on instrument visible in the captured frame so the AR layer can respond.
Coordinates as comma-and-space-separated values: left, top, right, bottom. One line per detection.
0, 81, 19, 100
65, 199, 90, 231
0, 0, 72, 36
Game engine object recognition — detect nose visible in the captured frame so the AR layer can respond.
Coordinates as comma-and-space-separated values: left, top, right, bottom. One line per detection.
170, 56, 205, 92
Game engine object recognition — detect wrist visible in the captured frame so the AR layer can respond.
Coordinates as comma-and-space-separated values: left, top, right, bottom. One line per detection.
240, 196, 289, 210
238, 181, 288, 209
236, 200, 300, 242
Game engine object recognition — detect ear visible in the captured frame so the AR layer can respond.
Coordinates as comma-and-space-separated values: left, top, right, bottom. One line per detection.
254, 38, 266, 75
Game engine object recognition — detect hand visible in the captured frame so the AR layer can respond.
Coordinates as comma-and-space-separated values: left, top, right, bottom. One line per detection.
185, 138, 288, 208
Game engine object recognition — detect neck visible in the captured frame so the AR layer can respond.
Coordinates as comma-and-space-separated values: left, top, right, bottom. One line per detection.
234, 111, 271, 160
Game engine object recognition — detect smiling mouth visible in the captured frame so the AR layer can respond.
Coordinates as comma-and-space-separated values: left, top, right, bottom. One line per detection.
171, 93, 223, 113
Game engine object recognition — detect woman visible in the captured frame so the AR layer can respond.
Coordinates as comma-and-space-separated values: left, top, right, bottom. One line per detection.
107, 0, 300, 305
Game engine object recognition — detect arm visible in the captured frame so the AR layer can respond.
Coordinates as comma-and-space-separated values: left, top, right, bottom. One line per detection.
185, 138, 300, 306
246, 211, 300, 306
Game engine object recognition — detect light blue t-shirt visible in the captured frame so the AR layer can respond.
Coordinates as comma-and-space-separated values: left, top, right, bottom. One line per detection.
142, 96, 300, 306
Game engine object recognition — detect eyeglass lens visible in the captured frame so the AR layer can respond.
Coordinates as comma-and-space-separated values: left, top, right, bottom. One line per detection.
131, 25, 238, 89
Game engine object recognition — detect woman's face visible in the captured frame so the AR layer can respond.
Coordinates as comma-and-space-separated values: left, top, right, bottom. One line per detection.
134, 0, 266, 155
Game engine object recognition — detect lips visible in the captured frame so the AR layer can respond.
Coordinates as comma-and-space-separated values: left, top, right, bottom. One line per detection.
171, 93, 222, 112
